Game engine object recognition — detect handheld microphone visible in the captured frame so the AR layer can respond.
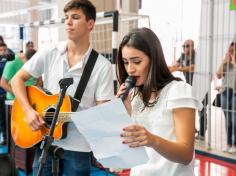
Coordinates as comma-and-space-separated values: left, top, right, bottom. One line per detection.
120, 76, 136, 101
0, 53, 15, 62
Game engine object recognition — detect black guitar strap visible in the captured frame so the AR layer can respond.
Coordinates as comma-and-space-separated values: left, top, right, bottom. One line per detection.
71, 49, 98, 112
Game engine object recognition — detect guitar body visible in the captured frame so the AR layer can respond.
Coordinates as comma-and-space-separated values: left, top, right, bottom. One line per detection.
11, 86, 71, 149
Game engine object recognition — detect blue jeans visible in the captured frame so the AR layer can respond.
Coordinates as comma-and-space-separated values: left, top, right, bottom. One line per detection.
0, 94, 6, 141
221, 88, 236, 146
33, 147, 91, 176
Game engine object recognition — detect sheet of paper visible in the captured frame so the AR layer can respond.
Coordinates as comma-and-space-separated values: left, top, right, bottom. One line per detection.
71, 98, 148, 168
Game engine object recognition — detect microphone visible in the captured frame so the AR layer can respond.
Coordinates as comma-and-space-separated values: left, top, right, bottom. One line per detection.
0, 53, 15, 62
120, 76, 136, 101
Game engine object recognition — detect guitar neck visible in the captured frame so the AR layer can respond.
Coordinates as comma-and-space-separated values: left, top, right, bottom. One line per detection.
44, 113, 72, 123
58, 113, 72, 123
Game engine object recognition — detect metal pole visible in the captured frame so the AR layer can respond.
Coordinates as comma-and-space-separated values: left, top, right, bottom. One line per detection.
207, 0, 215, 150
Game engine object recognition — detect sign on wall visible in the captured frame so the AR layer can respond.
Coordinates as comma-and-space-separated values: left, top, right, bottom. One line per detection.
230, 0, 236, 10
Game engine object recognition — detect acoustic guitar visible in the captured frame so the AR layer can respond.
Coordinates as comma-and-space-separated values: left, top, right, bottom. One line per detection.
11, 86, 72, 149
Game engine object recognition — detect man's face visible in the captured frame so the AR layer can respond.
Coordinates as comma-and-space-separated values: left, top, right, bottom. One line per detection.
183, 40, 194, 55
26, 43, 34, 52
0, 46, 7, 55
64, 9, 95, 41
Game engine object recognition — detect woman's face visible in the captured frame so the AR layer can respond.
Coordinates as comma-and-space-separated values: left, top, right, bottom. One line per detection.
229, 45, 234, 56
121, 46, 150, 86
228, 45, 235, 62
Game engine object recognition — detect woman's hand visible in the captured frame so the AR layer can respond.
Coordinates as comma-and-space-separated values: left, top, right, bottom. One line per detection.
223, 53, 232, 64
116, 83, 132, 115
116, 83, 126, 98
121, 124, 155, 148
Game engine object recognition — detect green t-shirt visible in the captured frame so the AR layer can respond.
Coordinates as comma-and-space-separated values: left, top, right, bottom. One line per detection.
2, 55, 37, 100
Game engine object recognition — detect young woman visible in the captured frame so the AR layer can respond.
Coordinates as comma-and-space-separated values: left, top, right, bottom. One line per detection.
116, 27, 202, 176
216, 41, 236, 153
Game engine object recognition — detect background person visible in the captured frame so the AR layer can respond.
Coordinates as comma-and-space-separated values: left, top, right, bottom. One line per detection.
19, 41, 35, 60
216, 41, 236, 153
169, 39, 195, 85
0, 35, 14, 55
0, 49, 42, 100
25, 41, 34, 52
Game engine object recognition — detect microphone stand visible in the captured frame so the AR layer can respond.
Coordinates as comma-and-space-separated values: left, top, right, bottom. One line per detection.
37, 78, 73, 176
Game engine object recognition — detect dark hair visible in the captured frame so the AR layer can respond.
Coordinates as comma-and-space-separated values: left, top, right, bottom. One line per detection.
230, 41, 236, 62
25, 49, 36, 60
0, 35, 4, 43
64, 0, 96, 21
116, 27, 181, 108
26, 41, 34, 47
230, 41, 235, 47
0, 43, 7, 48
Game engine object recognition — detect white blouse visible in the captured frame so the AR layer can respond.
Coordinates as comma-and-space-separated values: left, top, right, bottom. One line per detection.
130, 80, 202, 176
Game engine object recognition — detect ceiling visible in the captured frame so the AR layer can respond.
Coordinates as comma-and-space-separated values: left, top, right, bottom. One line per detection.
0, 0, 58, 25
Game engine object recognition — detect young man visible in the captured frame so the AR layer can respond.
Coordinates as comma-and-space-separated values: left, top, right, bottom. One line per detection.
12, 0, 114, 175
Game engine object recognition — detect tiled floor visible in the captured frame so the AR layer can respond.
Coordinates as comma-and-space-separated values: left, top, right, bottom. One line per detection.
195, 154, 236, 176
0, 145, 115, 176
17, 167, 115, 176
118, 154, 236, 176
194, 95, 236, 175
1, 143, 236, 176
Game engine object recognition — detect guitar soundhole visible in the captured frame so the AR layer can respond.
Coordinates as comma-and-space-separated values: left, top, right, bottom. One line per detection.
44, 107, 56, 128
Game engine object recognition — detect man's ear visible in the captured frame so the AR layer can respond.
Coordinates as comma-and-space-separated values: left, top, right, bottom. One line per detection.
88, 19, 95, 31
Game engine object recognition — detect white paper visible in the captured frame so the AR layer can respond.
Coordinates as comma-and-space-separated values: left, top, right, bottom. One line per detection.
71, 98, 148, 168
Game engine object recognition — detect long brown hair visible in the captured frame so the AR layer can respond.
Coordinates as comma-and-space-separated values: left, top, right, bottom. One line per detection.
116, 27, 181, 108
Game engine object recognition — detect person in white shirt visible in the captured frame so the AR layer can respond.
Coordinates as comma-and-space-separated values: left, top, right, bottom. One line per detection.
11, 0, 114, 175
116, 27, 202, 176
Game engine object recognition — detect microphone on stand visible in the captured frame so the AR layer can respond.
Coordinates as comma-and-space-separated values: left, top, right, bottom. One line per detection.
0, 53, 15, 62
120, 76, 136, 101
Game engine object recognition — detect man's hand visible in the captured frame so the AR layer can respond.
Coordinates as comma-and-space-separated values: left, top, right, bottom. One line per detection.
25, 108, 45, 131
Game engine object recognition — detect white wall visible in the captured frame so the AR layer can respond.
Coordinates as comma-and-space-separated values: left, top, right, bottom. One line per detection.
139, 0, 201, 65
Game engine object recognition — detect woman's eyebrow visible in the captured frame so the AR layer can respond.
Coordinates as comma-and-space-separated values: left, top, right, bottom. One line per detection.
122, 56, 140, 60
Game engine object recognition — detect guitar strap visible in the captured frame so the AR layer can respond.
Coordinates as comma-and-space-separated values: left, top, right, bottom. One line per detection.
71, 49, 98, 112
